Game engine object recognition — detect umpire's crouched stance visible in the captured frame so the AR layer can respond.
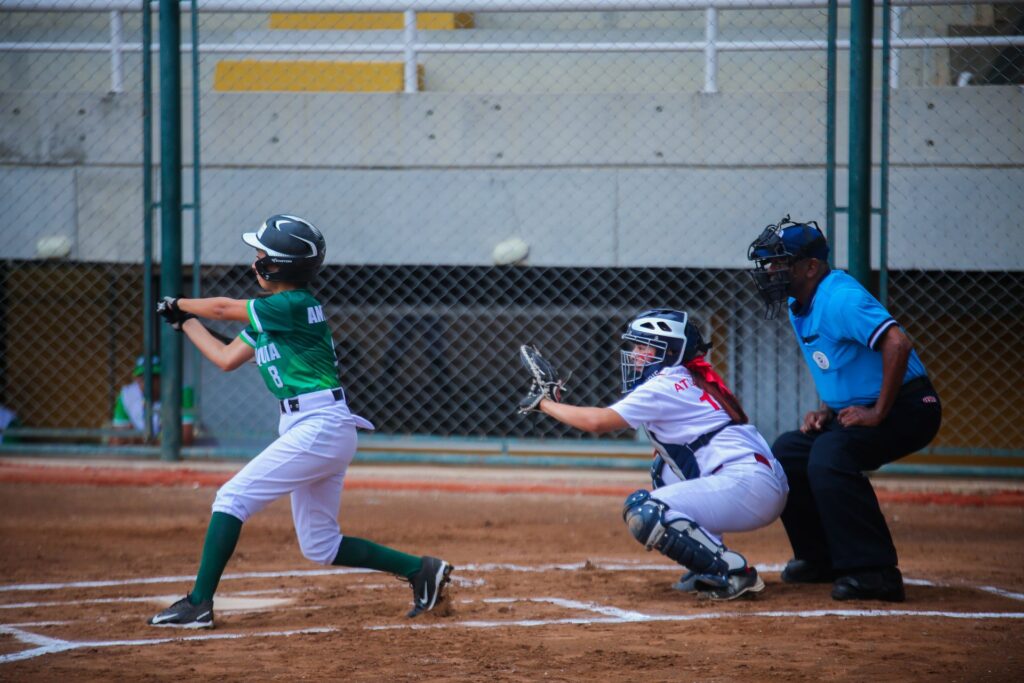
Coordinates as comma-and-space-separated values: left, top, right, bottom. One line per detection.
747, 216, 942, 602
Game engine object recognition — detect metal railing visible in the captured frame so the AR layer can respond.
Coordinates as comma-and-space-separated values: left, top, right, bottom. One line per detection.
2, 0, 1022, 476
2, 0, 1019, 93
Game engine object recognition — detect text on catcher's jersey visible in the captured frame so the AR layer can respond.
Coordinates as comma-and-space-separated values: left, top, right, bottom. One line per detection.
610, 365, 775, 479
239, 289, 340, 400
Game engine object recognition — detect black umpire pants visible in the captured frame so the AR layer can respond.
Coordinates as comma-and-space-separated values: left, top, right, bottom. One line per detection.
772, 377, 942, 572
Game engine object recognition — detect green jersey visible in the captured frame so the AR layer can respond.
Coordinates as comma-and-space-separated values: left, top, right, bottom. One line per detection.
239, 289, 340, 400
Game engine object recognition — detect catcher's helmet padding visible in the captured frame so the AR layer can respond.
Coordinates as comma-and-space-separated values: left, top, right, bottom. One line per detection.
243, 214, 326, 284
620, 309, 709, 393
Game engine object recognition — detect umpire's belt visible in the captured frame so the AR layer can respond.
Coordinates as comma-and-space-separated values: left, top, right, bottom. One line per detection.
899, 375, 933, 396
280, 387, 344, 415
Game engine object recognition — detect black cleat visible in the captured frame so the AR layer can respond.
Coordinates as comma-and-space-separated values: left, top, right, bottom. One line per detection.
147, 594, 214, 629
781, 558, 833, 584
831, 567, 905, 602
406, 556, 453, 618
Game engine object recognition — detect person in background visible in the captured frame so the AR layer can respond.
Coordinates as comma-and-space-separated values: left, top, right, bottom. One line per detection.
110, 354, 195, 446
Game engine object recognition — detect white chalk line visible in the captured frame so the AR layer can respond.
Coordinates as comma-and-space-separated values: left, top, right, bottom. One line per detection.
0, 589, 297, 611
487, 596, 651, 621
0, 567, 373, 593
2, 560, 1022, 663
979, 586, 1024, 602
0, 561, 1018, 607
904, 578, 936, 586
0, 602, 324, 622
0, 624, 337, 665
0, 565, 774, 593
367, 596, 1024, 631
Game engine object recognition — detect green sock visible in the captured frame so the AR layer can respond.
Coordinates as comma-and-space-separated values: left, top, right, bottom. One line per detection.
332, 536, 422, 579
189, 511, 243, 604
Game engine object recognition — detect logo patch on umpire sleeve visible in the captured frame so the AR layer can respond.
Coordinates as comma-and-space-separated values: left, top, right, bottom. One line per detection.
812, 351, 830, 370
922, 395, 938, 404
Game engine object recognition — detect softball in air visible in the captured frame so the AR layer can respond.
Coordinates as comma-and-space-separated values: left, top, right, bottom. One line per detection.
492, 237, 530, 266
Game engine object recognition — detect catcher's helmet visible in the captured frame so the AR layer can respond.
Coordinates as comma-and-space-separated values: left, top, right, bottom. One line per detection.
620, 309, 710, 393
746, 215, 828, 320
242, 214, 326, 284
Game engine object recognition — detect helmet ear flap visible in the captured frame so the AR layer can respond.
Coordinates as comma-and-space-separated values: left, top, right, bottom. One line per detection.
681, 323, 712, 363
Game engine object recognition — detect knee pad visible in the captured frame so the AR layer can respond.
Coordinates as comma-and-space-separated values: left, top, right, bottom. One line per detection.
622, 489, 748, 575
622, 489, 669, 549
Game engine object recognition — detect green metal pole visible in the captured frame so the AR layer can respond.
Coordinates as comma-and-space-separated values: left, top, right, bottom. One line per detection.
825, 0, 837, 262
159, 0, 183, 461
142, 0, 154, 441
847, 0, 874, 289
190, 0, 203, 432
879, 0, 892, 307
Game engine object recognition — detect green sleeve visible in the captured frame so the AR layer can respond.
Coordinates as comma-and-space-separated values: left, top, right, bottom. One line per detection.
239, 327, 258, 348
247, 295, 294, 334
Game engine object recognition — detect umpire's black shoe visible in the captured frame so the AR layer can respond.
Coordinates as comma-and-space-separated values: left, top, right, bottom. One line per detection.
831, 567, 905, 603
407, 556, 454, 618
147, 594, 214, 629
781, 558, 833, 584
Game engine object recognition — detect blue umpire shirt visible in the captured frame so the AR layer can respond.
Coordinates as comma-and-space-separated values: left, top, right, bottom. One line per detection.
788, 270, 927, 410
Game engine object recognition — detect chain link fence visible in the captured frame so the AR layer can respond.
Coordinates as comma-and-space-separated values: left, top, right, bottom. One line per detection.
1, 2, 1022, 466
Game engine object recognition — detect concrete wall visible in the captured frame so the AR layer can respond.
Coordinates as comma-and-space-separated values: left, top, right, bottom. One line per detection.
2, 86, 1021, 270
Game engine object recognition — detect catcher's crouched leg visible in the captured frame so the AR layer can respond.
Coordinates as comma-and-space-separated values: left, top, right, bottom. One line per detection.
621, 490, 754, 593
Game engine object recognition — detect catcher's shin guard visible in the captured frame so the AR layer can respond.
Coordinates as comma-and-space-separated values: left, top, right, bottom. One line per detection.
622, 489, 748, 576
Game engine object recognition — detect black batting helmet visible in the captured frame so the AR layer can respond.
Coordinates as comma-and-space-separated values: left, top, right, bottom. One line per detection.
242, 214, 326, 284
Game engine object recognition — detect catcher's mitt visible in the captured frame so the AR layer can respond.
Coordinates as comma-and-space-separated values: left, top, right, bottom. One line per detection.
156, 296, 196, 331
518, 344, 568, 414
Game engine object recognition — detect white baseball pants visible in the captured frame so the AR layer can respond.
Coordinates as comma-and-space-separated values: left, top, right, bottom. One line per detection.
652, 456, 789, 540
212, 400, 363, 565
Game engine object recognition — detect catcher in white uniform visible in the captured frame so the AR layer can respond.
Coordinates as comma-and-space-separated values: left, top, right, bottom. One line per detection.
520, 309, 789, 599
147, 214, 452, 628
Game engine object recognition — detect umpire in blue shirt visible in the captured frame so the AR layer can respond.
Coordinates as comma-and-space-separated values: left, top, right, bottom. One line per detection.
747, 216, 941, 602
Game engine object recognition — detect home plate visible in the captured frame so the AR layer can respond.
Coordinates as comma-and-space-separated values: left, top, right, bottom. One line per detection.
151, 595, 293, 613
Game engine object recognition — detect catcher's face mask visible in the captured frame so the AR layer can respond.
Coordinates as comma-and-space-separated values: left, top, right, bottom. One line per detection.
620, 336, 669, 394
747, 215, 827, 320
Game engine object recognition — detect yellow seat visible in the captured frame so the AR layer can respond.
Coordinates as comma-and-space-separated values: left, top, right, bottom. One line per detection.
269, 12, 474, 31
213, 60, 424, 93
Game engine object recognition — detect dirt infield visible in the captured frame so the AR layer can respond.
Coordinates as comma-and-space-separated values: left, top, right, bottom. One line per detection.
1, 459, 1023, 681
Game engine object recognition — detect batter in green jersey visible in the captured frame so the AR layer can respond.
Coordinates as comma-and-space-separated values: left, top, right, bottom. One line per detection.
241, 290, 339, 400
147, 214, 453, 629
